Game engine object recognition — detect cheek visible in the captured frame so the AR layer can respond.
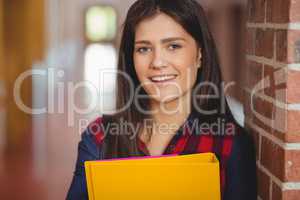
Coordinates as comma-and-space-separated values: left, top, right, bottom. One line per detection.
134, 57, 148, 80
177, 66, 198, 90
176, 54, 198, 80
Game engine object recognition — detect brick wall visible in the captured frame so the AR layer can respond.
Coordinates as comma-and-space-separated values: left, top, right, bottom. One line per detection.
244, 0, 300, 199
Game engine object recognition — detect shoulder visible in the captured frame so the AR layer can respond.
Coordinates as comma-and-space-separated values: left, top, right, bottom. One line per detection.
67, 117, 106, 199
79, 117, 106, 159
213, 118, 255, 161
84, 117, 105, 145
223, 124, 257, 200
226, 122, 257, 169
224, 119, 256, 157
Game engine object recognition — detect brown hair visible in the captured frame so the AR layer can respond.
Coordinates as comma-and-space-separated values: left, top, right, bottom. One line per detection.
102, 0, 234, 158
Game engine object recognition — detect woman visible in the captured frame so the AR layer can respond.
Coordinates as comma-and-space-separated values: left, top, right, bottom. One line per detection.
67, 0, 257, 199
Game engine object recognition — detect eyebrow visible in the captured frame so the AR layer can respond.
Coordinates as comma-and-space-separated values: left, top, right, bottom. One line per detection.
135, 37, 186, 45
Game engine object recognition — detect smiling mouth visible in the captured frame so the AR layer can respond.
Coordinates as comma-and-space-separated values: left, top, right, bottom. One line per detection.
149, 75, 178, 83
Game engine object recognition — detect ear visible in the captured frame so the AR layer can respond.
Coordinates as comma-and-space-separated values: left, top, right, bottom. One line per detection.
196, 49, 202, 68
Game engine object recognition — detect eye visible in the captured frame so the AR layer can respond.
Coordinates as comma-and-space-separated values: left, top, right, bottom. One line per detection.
135, 47, 151, 54
168, 43, 182, 51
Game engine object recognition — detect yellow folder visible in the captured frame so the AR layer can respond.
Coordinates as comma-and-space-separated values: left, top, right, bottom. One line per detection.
85, 153, 220, 200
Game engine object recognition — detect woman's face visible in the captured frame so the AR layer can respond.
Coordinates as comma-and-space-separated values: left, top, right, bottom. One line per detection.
133, 13, 201, 104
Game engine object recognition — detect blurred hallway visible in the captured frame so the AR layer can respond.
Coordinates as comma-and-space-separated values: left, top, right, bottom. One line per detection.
0, 0, 250, 199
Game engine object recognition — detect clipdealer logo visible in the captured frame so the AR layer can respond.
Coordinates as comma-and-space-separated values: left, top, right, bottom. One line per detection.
14, 67, 238, 129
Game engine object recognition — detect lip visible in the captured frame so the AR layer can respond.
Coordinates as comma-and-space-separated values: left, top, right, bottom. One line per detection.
148, 74, 178, 86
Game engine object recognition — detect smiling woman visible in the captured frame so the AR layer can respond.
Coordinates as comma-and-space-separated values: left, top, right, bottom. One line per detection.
133, 13, 201, 104
67, 1, 257, 200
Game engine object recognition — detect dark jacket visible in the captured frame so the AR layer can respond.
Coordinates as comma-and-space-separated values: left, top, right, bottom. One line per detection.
66, 117, 257, 200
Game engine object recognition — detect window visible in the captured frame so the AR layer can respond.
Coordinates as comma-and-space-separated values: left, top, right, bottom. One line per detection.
85, 6, 117, 42
84, 5, 117, 112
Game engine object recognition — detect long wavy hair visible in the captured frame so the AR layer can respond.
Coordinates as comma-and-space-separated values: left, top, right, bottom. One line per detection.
102, 0, 235, 158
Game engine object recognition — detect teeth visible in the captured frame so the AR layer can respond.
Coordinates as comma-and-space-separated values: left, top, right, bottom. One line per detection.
150, 75, 177, 82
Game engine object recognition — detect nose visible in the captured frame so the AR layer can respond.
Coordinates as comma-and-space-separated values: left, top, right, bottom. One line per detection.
150, 49, 167, 70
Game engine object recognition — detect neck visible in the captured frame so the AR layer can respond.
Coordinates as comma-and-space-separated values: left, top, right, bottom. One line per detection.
150, 92, 192, 128
138, 92, 192, 148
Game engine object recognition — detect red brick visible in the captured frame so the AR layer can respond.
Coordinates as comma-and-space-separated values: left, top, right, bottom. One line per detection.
290, 0, 300, 22
285, 149, 300, 181
276, 30, 288, 63
261, 133, 300, 181
271, 117, 300, 143
253, 95, 274, 133
246, 61, 263, 90
246, 28, 256, 55
286, 30, 300, 63
256, 29, 274, 58
267, 0, 290, 23
284, 132, 300, 143
263, 65, 276, 98
257, 167, 271, 200
288, 31, 300, 64
277, 30, 300, 64
272, 68, 287, 104
261, 136, 285, 181
288, 110, 300, 135
248, 0, 267, 23
287, 70, 300, 103
282, 190, 300, 200
284, 133, 300, 143
272, 106, 288, 138
263, 65, 287, 102
272, 182, 282, 200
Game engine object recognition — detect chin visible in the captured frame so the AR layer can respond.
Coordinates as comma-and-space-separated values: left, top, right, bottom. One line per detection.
151, 94, 180, 104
